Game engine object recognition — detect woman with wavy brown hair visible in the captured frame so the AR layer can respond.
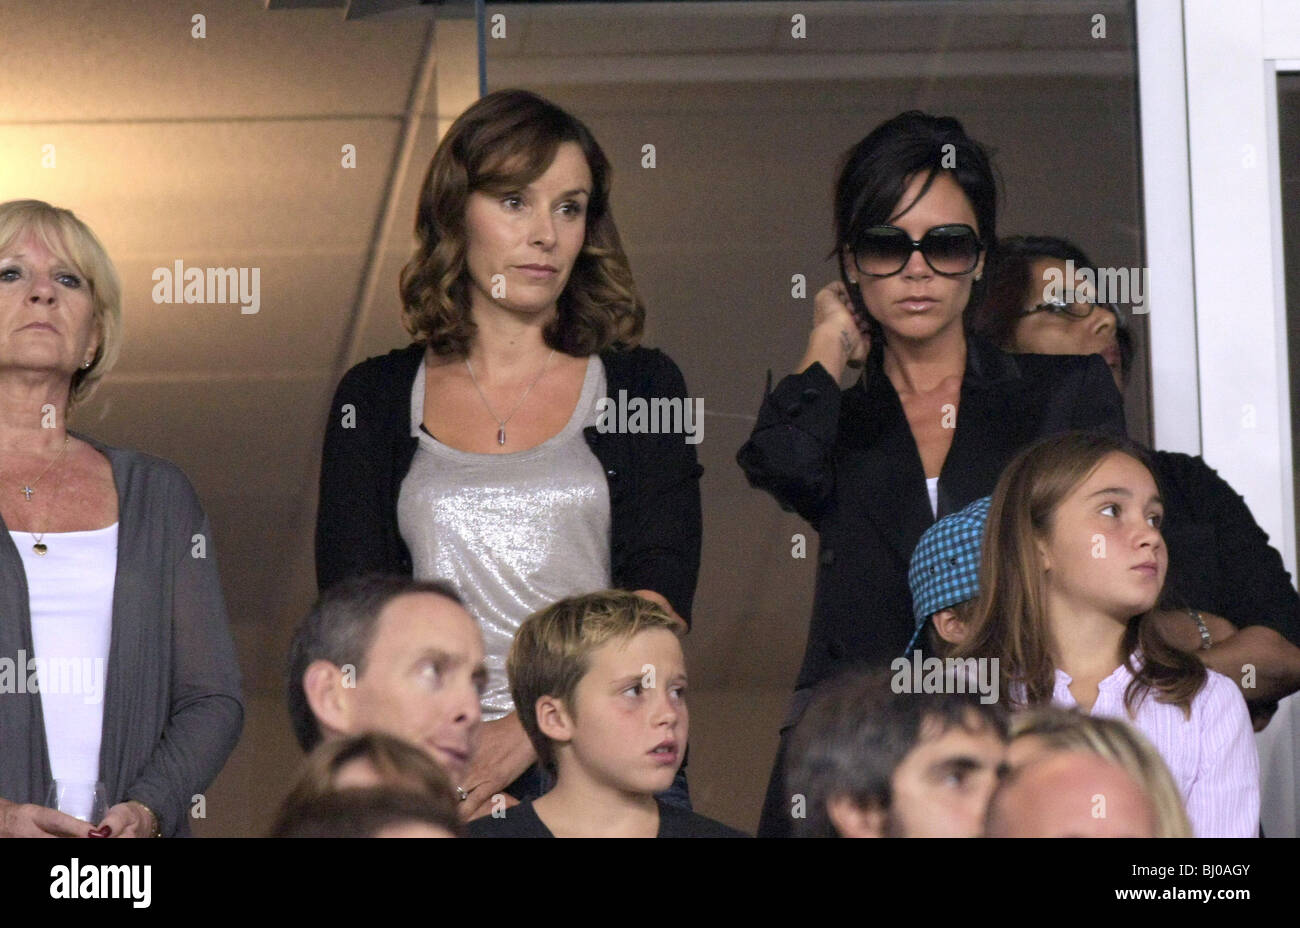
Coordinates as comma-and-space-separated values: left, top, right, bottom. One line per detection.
315, 90, 701, 820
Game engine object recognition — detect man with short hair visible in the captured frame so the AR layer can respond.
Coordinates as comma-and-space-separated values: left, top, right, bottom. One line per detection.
784, 670, 1008, 837
287, 574, 487, 785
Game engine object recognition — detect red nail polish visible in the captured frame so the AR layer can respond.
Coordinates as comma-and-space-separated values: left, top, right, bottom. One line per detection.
88, 825, 111, 837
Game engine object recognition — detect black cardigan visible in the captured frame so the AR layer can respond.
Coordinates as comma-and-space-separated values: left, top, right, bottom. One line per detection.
737, 335, 1126, 691
315, 343, 703, 626
1155, 450, 1300, 648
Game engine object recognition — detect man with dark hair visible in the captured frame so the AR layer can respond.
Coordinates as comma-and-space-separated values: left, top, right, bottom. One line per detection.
270, 786, 463, 838
784, 670, 1008, 838
286, 574, 487, 785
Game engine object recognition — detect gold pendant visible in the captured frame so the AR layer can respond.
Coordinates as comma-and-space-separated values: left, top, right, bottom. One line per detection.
33, 542, 47, 555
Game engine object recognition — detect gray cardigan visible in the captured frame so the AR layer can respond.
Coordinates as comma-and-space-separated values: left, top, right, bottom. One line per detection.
0, 434, 243, 836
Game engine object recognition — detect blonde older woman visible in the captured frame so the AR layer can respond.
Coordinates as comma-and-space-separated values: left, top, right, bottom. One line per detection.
0, 200, 242, 837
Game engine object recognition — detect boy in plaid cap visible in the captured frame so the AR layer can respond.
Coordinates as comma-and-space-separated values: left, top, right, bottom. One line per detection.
905, 496, 992, 657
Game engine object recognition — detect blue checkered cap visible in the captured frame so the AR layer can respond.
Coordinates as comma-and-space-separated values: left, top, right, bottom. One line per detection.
908, 495, 993, 632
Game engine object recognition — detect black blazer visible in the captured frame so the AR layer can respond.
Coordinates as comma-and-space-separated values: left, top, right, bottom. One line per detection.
736, 335, 1126, 691
316, 343, 704, 625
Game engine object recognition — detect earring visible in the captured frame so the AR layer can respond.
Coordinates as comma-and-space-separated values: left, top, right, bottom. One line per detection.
81, 360, 92, 369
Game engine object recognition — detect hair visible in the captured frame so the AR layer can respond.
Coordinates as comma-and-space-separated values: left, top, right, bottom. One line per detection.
970, 234, 1134, 380
1009, 708, 1192, 838
508, 590, 682, 771
287, 574, 464, 752
0, 199, 122, 409
831, 111, 998, 347
268, 786, 463, 838
399, 89, 644, 358
278, 731, 460, 813
784, 669, 1008, 838
956, 431, 1207, 718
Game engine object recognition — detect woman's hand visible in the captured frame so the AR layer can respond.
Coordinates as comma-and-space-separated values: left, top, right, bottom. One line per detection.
0, 797, 93, 837
457, 713, 536, 821
798, 281, 871, 379
632, 589, 688, 636
95, 801, 157, 838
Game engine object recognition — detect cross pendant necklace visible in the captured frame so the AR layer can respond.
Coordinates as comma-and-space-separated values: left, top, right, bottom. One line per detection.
5, 435, 71, 555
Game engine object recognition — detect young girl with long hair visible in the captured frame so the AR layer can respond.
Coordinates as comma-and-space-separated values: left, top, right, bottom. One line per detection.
958, 430, 1259, 837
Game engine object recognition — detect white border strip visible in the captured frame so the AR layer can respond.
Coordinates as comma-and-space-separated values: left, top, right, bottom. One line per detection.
1184, 0, 1296, 582
1136, 0, 1201, 454
1264, 60, 1298, 579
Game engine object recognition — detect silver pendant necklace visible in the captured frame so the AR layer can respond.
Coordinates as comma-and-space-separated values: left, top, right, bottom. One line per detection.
464, 348, 556, 446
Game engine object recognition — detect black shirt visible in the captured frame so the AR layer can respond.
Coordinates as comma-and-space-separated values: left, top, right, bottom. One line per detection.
737, 336, 1127, 691
467, 798, 748, 838
1155, 449, 1300, 647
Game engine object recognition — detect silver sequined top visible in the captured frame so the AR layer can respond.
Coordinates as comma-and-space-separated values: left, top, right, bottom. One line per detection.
398, 356, 612, 720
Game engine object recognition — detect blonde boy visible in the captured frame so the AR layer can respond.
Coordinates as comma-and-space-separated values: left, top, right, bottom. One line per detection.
468, 591, 745, 838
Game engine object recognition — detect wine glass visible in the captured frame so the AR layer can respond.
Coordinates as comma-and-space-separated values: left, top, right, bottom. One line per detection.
45, 780, 109, 827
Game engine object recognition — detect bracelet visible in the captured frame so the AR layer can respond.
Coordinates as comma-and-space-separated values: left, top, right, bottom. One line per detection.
127, 799, 162, 837
1187, 609, 1212, 651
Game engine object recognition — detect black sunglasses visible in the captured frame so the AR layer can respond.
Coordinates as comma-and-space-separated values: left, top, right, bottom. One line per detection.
852, 224, 983, 278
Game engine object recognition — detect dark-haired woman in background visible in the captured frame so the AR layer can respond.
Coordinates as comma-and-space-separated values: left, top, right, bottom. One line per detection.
970, 234, 1300, 729
736, 112, 1125, 836
315, 90, 701, 818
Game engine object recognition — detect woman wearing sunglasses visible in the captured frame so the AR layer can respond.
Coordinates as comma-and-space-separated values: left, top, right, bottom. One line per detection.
736, 111, 1126, 837
971, 234, 1128, 386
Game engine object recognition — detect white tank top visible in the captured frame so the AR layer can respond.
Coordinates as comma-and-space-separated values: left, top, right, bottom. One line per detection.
9, 524, 117, 821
